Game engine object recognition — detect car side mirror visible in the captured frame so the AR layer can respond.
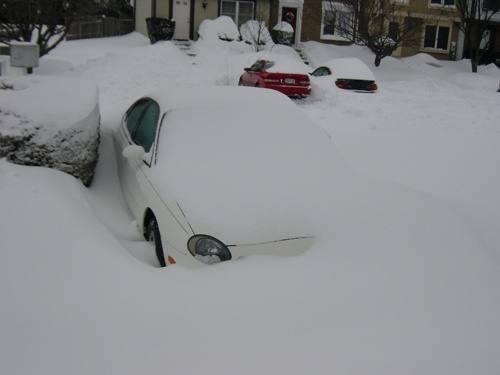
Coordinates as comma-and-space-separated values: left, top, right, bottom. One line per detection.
244, 67, 250, 72
123, 145, 147, 161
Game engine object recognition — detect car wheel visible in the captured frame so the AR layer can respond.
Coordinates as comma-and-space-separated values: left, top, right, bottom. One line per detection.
146, 216, 167, 267
238, 78, 243, 86
255, 82, 259, 87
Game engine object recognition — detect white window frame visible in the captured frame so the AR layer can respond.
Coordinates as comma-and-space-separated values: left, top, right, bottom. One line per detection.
423, 24, 451, 51
320, 1, 353, 41
429, 0, 456, 7
221, 1, 255, 29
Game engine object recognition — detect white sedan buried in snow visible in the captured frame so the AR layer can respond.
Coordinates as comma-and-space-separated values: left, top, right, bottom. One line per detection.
114, 86, 335, 268
310, 58, 378, 92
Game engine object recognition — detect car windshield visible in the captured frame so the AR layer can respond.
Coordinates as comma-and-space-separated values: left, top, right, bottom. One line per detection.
265, 61, 275, 70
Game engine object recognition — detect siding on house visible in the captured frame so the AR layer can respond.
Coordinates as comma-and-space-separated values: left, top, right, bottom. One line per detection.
193, 0, 220, 40
135, 0, 152, 36
156, 0, 171, 18
292, 0, 461, 60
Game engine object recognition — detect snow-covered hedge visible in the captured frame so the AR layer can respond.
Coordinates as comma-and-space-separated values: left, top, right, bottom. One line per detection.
271, 22, 294, 46
0, 76, 100, 187
146, 18, 175, 44
198, 16, 240, 42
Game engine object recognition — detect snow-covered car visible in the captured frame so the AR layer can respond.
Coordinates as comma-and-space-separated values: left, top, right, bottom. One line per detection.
310, 58, 378, 92
114, 86, 337, 268
239, 59, 311, 98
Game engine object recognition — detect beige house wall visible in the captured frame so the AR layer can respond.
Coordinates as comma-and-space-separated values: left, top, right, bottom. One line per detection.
135, 0, 152, 36
193, 0, 219, 40
156, 0, 171, 19
297, 0, 462, 61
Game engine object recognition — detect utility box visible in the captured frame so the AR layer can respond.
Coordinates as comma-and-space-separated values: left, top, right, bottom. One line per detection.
10, 43, 39, 68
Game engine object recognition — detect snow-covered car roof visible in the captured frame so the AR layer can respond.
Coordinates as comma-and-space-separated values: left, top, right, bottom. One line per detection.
320, 58, 376, 81
264, 59, 311, 75
248, 54, 311, 75
144, 86, 339, 245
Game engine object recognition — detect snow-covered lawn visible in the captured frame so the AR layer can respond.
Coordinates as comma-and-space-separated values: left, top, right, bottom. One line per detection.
1, 31, 499, 374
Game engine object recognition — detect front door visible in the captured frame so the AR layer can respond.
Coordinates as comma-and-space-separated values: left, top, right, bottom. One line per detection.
281, 7, 297, 44
173, 0, 191, 40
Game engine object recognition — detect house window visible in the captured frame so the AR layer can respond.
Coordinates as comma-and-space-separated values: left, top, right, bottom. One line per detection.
424, 25, 450, 50
388, 22, 399, 42
483, 0, 500, 11
321, 1, 353, 41
221, 1, 254, 28
430, 0, 455, 6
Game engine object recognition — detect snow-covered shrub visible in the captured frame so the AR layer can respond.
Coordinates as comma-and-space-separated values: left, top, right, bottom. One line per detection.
270, 21, 294, 46
240, 20, 273, 51
146, 18, 176, 44
0, 76, 100, 187
198, 16, 240, 42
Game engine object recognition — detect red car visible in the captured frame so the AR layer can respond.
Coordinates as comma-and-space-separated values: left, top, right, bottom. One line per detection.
239, 59, 311, 98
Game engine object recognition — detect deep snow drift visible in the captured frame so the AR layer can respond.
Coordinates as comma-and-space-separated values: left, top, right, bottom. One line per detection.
1, 30, 499, 375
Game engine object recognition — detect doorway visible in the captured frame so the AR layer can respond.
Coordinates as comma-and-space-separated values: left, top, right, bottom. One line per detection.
173, 0, 191, 40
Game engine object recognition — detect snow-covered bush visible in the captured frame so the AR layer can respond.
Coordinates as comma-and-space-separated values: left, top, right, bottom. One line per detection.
271, 21, 294, 46
198, 16, 240, 42
240, 20, 273, 51
0, 76, 100, 187
146, 18, 176, 44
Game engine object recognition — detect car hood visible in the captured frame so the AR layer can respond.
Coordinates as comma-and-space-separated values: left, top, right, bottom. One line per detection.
146, 88, 352, 245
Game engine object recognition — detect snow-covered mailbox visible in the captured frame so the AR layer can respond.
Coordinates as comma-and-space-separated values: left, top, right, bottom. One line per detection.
10, 42, 39, 71
0, 76, 100, 186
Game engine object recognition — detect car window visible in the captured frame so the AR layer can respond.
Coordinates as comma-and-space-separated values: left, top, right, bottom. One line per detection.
312, 67, 331, 77
265, 61, 275, 70
132, 102, 160, 153
249, 61, 263, 72
125, 99, 150, 135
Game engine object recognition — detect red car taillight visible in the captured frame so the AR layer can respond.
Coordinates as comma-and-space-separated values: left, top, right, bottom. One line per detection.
336, 82, 351, 89
368, 84, 378, 91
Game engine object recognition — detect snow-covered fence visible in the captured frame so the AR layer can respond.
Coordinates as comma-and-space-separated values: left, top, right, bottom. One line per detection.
66, 17, 134, 41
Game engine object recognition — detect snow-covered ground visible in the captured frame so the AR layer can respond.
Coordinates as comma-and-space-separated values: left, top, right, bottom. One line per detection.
1, 30, 499, 374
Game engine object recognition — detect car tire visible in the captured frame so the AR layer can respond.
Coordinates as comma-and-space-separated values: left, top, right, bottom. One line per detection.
255, 82, 259, 87
146, 216, 167, 267
238, 78, 243, 86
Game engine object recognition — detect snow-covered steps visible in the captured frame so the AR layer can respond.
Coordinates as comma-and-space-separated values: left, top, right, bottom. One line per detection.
173, 39, 196, 57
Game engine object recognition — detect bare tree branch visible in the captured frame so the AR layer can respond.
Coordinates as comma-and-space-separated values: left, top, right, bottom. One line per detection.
321, 0, 436, 67
442, 0, 499, 72
0, 0, 109, 58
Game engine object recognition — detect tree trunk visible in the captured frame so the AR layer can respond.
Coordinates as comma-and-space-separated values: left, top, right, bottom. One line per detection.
469, 47, 479, 73
374, 54, 382, 67
471, 58, 479, 73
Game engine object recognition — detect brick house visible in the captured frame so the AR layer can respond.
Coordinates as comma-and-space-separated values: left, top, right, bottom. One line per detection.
133, 0, 499, 62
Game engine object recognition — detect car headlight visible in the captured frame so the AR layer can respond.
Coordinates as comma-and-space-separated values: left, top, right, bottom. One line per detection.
188, 235, 232, 265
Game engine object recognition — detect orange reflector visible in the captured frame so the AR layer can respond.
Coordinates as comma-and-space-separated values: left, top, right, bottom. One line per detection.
168, 256, 176, 264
